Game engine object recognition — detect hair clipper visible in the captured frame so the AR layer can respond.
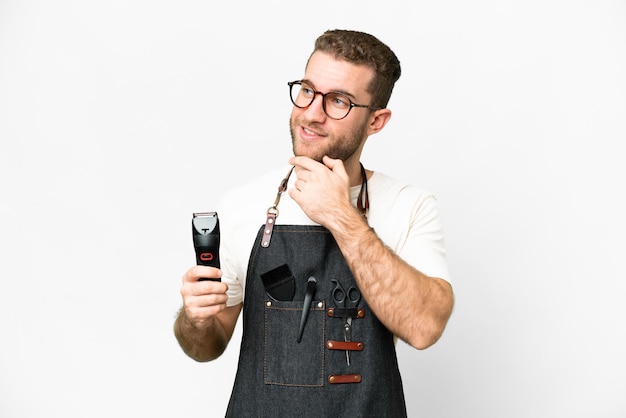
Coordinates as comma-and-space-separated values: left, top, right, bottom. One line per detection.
192, 211, 220, 281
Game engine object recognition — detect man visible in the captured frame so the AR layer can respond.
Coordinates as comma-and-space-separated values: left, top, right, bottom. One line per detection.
174, 29, 454, 417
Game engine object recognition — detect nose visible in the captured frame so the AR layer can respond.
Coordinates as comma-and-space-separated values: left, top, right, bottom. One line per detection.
302, 93, 327, 121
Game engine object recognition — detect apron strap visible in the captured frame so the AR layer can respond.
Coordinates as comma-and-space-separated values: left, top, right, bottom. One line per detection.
357, 163, 369, 217
262, 166, 293, 248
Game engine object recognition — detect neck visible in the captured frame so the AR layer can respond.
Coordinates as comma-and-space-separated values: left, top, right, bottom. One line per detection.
346, 161, 372, 187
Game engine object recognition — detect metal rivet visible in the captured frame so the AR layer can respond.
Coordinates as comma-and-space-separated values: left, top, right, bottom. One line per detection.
266, 301, 272, 307
327, 341, 333, 348
265, 229, 270, 234
329, 376, 335, 383
317, 302, 323, 308
262, 241, 268, 247
357, 342, 363, 349
268, 218, 273, 224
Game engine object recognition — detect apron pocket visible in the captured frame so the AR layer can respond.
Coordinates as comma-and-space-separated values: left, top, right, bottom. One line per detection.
263, 299, 326, 387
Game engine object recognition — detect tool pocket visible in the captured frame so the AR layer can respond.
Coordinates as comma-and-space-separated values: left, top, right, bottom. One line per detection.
263, 299, 326, 387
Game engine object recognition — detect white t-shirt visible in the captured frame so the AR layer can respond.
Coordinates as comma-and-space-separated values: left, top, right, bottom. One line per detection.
216, 166, 450, 307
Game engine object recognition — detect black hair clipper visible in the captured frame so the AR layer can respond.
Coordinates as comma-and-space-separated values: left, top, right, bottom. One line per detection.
192, 211, 220, 281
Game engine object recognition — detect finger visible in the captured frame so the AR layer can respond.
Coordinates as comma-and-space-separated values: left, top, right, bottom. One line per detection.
287, 186, 300, 201
183, 265, 222, 283
185, 300, 226, 324
192, 291, 229, 308
181, 279, 226, 299
289, 156, 323, 171
294, 179, 305, 192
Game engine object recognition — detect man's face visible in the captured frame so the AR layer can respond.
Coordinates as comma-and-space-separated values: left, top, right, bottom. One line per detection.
290, 51, 376, 164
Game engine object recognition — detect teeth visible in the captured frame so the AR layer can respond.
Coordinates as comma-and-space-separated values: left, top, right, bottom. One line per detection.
304, 127, 315, 135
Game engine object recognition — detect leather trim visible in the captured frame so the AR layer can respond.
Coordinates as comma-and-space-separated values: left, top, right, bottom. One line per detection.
327, 307, 365, 319
326, 340, 364, 351
261, 212, 277, 248
328, 374, 362, 384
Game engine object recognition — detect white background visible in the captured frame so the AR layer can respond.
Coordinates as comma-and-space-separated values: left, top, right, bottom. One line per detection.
1, 1, 625, 417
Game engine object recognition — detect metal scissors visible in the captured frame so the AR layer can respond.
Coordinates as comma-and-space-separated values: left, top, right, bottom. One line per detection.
331, 279, 361, 365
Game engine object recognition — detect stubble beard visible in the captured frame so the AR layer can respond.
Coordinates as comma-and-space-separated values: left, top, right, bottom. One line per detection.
289, 116, 367, 163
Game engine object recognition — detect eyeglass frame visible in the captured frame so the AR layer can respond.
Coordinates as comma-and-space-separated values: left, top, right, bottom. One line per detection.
288, 80, 382, 120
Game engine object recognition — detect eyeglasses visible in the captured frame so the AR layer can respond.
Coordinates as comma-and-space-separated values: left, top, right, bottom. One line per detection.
288, 80, 382, 120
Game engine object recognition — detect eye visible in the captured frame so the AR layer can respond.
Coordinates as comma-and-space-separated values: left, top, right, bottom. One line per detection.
301, 84, 315, 97
327, 93, 350, 109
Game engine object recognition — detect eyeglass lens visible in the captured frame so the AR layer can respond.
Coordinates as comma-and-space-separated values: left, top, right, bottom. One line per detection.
290, 82, 353, 120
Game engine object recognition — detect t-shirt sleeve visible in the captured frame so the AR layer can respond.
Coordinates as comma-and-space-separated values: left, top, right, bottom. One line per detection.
215, 189, 245, 307
397, 193, 451, 283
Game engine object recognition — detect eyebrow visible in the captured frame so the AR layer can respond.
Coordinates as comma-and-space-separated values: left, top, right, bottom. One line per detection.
301, 79, 357, 100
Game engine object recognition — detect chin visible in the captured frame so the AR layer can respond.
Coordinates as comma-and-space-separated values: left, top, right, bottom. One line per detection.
295, 152, 325, 163
292, 142, 325, 162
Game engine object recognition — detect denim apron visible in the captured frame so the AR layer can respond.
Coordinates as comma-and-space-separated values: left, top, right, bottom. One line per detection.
225, 168, 407, 417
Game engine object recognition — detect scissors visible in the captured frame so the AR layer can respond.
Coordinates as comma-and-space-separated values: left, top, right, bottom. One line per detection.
331, 279, 361, 365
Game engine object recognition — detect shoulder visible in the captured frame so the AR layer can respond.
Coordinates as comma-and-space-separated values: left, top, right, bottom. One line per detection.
367, 171, 444, 241
368, 171, 438, 211
367, 171, 449, 281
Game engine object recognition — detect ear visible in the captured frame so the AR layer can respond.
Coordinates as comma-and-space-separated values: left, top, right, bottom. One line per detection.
367, 108, 392, 136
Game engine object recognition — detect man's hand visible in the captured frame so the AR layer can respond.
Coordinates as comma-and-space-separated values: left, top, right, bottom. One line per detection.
180, 265, 228, 330
288, 155, 354, 227
175, 266, 241, 361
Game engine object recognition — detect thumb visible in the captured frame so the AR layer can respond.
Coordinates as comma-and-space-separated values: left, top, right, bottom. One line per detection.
322, 155, 347, 176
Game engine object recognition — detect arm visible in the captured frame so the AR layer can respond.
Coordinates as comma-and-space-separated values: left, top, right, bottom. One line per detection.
327, 214, 453, 349
289, 156, 454, 349
173, 265, 242, 361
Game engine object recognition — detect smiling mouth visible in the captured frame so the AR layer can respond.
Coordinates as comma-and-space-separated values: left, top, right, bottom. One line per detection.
300, 125, 326, 140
